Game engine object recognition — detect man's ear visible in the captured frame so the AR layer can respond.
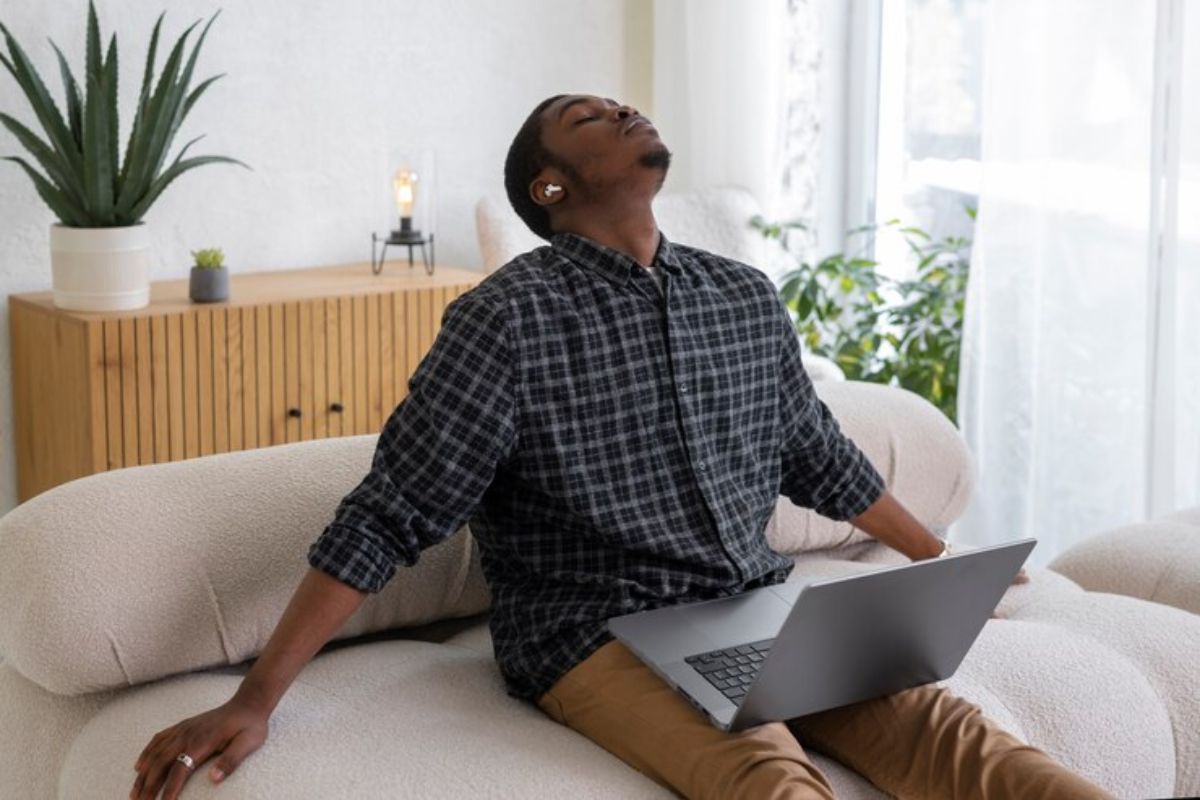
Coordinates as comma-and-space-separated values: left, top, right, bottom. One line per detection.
530, 171, 568, 207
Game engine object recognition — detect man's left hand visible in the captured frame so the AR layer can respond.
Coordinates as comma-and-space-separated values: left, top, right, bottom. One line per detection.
991, 568, 1030, 619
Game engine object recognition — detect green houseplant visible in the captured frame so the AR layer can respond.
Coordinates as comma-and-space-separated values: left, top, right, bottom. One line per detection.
0, 2, 246, 311
753, 209, 974, 425
188, 246, 228, 303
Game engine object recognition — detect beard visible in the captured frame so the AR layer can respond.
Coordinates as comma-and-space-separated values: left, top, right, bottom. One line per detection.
639, 142, 673, 173
569, 143, 674, 202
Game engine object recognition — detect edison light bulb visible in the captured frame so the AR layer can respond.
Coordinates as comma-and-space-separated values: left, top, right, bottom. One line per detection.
393, 168, 418, 217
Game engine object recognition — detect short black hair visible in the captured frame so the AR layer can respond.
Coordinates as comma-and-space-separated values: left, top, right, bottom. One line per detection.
504, 94, 576, 241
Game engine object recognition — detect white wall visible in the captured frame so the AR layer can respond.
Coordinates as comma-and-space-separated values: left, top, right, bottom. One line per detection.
0, 0, 651, 512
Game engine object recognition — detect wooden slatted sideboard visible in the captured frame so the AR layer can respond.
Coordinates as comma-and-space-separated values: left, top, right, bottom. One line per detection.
9, 261, 484, 503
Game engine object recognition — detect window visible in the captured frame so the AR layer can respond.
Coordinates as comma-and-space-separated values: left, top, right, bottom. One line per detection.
853, 0, 985, 279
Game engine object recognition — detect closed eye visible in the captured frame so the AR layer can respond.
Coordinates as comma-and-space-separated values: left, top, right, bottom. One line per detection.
573, 116, 595, 126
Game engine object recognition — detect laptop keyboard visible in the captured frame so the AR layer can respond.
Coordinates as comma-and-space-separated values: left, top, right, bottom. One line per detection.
684, 638, 775, 702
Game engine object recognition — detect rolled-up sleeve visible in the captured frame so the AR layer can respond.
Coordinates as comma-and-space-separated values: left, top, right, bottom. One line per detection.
773, 295, 886, 522
307, 293, 519, 593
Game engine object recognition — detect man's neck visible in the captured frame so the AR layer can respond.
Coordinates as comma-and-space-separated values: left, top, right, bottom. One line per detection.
556, 201, 660, 268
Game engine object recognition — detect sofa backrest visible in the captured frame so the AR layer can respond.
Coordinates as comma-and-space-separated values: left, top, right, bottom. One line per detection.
0, 434, 488, 695
0, 376, 970, 696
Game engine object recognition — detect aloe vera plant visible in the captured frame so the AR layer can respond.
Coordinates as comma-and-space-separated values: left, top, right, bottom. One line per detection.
0, 1, 246, 228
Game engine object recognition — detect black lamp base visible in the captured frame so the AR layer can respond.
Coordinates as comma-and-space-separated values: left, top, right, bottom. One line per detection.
371, 227, 435, 276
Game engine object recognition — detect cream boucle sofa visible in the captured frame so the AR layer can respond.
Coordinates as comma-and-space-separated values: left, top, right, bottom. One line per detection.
1, 374, 1199, 799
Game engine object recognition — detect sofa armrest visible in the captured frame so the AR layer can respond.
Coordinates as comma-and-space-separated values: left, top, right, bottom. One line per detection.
1048, 515, 1200, 615
0, 435, 490, 695
765, 380, 972, 555
801, 351, 846, 382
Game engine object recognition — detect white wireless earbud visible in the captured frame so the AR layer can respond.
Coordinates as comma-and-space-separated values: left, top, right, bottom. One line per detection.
543, 184, 563, 197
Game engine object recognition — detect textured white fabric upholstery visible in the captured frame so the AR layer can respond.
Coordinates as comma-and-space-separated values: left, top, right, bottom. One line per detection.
0, 436, 490, 696
0, 381, 952, 695
766, 381, 973, 551
2, 386, 1198, 797
1048, 515, 1200, 615
6, 547, 1194, 800
50, 634, 892, 800
474, 186, 847, 382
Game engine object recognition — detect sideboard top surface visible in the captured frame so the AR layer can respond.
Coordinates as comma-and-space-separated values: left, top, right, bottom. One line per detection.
9, 261, 483, 321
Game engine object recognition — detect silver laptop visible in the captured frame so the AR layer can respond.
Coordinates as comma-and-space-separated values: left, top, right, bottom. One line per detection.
607, 538, 1036, 732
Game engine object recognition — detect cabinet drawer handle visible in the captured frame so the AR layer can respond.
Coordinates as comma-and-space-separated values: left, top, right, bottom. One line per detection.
287, 407, 302, 418
329, 402, 344, 413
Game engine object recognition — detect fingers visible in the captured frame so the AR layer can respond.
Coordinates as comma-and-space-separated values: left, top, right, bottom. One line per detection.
206, 728, 265, 784
131, 705, 269, 800
159, 753, 207, 800
131, 731, 181, 800
991, 569, 1031, 620
160, 728, 241, 800
134, 728, 170, 773
133, 734, 219, 800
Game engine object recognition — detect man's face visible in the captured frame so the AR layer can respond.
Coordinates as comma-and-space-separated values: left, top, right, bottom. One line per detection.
535, 94, 671, 200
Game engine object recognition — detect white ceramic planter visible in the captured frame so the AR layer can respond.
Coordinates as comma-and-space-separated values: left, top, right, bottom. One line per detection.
49, 223, 152, 311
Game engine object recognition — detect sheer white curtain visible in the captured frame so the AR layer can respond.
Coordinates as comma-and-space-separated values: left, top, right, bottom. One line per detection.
952, 0, 1200, 567
652, 0, 826, 281
651, 0, 789, 219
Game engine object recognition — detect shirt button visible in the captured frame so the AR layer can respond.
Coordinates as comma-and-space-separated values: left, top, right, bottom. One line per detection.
680, 384, 689, 393
698, 461, 707, 471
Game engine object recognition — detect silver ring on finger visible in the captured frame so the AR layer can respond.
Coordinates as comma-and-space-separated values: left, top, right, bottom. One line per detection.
175, 753, 195, 770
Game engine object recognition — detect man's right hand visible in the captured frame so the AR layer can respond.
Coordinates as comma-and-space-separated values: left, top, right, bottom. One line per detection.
129, 698, 269, 800
125, 567, 370, 799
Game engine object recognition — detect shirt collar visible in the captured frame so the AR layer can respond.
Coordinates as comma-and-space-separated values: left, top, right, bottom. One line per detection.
550, 230, 684, 288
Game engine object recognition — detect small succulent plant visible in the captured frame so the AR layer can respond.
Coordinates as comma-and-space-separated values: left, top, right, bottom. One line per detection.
190, 247, 224, 269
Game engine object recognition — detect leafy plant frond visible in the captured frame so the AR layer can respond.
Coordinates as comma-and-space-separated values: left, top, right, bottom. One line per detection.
0, 1, 248, 227
758, 208, 975, 426
2, 154, 87, 225
48, 39, 83, 146
0, 19, 83, 177
0, 111, 85, 207
119, 11, 163, 189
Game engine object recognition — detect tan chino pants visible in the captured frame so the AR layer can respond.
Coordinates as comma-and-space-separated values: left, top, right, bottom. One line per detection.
535, 639, 1116, 799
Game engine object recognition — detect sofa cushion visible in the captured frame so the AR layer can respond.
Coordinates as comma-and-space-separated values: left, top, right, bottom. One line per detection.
1001, 585, 1200, 793
766, 380, 972, 554
444, 569, 1177, 800
0, 378, 964, 696
795, 545, 1198, 796
0, 435, 490, 695
62, 639, 677, 799
1048, 517, 1200, 615
0, 632, 888, 800
7, 562, 1191, 798
0, 662, 119, 800
59, 632, 898, 800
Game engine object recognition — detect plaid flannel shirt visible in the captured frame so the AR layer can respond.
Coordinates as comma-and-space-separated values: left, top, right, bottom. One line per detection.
307, 231, 887, 704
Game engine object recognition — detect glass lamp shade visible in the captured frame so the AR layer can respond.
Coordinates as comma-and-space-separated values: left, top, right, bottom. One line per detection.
388, 149, 436, 242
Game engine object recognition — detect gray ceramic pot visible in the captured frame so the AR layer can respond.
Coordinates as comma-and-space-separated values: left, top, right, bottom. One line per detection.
189, 266, 229, 303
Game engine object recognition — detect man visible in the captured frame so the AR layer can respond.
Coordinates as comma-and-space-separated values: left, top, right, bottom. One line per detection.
129, 94, 1113, 800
